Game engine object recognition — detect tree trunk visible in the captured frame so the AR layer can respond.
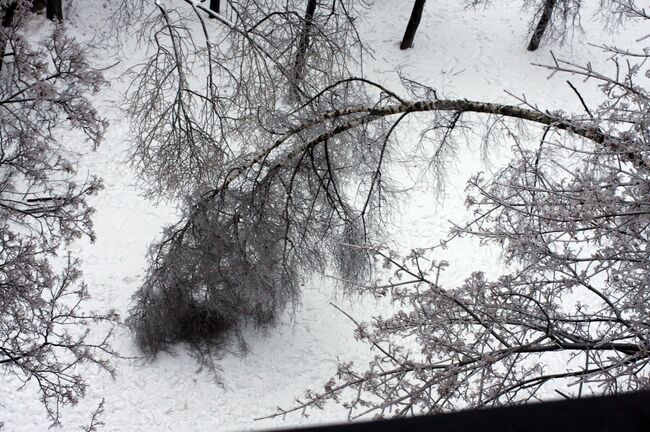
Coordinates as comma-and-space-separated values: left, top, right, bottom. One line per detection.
290, 0, 318, 100
0, 1, 18, 73
400, 0, 426, 50
208, 0, 220, 18
46, 0, 63, 22
31, 0, 46, 12
1, 2, 16, 28
527, 0, 556, 51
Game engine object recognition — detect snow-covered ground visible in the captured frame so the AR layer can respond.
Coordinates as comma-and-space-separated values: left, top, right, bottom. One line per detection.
2, 1, 644, 430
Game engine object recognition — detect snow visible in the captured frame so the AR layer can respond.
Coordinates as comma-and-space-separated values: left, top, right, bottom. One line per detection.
1, 1, 643, 430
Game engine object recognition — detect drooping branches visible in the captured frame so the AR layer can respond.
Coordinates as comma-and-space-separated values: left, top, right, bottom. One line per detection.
126, 0, 368, 199
128, 69, 625, 366
127, 2, 650, 410
125, 0, 372, 365
267, 116, 650, 415
256, 3, 650, 418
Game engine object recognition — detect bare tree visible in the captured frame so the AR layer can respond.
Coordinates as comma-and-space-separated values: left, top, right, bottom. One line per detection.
527, 0, 556, 50
125, 0, 368, 200
252, 1, 650, 419
400, 0, 426, 50
127, 75, 613, 370
127, 0, 650, 411
468, 0, 619, 51
0, 1, 116, 425
125, 0, 371, 367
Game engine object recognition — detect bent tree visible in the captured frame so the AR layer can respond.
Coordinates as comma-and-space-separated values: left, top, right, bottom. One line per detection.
125, 0, 369, 366
262, 2, 650, 419
128, 0, 650, 413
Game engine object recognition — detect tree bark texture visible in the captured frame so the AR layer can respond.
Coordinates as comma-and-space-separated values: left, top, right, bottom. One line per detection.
400, 0, 426, 50
527, 0, 557, 51
205, 97, 629, 202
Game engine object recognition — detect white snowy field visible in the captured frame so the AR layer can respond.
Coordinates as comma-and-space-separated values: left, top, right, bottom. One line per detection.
2, 1, 645, 430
